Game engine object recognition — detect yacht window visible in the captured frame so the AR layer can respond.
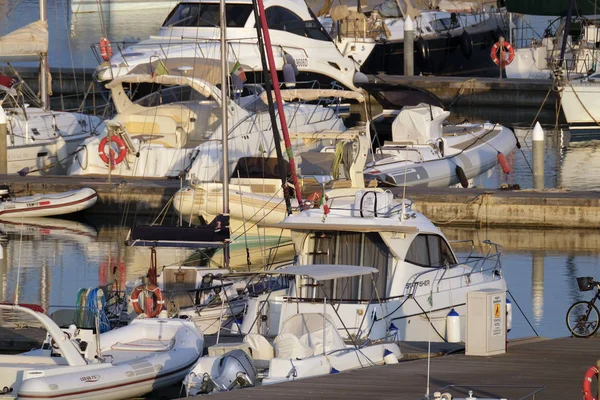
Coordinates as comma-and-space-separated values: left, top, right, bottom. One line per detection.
261, 6, 331, 41
431, 16, 460, 32
310, 232, 391, 300
405, 234, 457, 268
163, 3, 252, 28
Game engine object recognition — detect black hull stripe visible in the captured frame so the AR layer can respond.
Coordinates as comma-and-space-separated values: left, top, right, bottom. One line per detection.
18, 357, 198, 399
0, 193, 97, 217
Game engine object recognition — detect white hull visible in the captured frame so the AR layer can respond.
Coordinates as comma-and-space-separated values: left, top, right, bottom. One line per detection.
0, 307, 203, 400
0, 188, 98, 218
560, 80, 600, 127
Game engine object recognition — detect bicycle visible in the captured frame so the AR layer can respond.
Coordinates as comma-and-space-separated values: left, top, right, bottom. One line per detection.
566, 277, 600, 338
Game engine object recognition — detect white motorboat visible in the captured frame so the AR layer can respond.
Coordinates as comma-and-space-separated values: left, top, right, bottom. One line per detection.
68, 71, 346, 178
183, 307, 401, 395
0, 186, 98, 218
559, 72, 600, 130
363, 103, 517, 187
0, 304, 203, 400
0, 13, 104, 176
93, 0, 361, 90
237, 188, 509, 343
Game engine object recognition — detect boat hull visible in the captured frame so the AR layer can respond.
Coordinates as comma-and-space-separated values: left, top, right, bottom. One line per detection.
0, 188, 98, 218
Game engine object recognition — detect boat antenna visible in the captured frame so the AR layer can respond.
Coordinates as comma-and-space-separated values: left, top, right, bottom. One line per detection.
250, 0, 294, 215
39, 0, 49, 110
220, 0, 230, 267
254, 0, 303, 209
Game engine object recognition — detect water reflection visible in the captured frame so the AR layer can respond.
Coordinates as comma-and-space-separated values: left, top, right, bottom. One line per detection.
531, 251, 544, 324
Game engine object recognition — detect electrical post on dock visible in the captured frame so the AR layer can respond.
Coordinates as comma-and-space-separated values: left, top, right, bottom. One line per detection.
0, 106, 7, 174
533, 122, 544, 190
404, 15, 414, 76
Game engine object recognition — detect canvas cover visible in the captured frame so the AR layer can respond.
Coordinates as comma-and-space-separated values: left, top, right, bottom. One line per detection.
0, 20, 48, 62
277, 313, 346, 356
391, 103, 450, 144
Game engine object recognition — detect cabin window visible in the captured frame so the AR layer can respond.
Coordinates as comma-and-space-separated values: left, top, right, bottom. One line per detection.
405, 234, 457, 268
309, 232, 391, 300
163, 3, 253, 28
261, 6, 331, 41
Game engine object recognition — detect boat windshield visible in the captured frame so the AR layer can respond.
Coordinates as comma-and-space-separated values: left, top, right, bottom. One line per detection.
405, 233, 457, 268
163, 3, 253, 28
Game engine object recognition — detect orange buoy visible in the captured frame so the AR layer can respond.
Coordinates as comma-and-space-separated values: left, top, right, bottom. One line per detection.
497, 152, 512, 174
490, 40, 515, 68
130, 284, 164, 318
583, 366, 599, 400
99, 37, 113, 62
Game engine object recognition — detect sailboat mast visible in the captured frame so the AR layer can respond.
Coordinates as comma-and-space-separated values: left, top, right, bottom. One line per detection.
39, 0, 49, 110
220, 0, 230, 267
255, 0, 303, 207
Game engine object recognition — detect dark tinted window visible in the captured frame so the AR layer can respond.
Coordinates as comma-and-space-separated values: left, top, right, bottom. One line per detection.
405, 234, 457, 268
163, 3, 252, 28
261, 6, 331, 41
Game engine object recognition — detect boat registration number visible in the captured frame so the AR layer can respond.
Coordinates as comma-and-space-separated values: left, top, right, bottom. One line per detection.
295, 58, 309, 68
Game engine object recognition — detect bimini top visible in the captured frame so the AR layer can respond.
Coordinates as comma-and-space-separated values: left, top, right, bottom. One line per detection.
230, 264, 378, 281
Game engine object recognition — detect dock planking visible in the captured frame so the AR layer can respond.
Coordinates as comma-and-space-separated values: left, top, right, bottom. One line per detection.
189, 336, 598, 400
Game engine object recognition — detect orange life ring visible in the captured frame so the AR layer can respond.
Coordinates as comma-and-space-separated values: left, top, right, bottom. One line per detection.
130, 284, 164, 318
98, 136, 127, 168
583, 366, 599, 400
490, 40, 515, 67
99, 37, 113, 62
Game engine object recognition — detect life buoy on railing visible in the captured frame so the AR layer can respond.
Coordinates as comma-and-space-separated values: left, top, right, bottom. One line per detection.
98, 136, 127, 168
490, 40, 515, 67
99, 37, 113, 62
130, 284, 164, 318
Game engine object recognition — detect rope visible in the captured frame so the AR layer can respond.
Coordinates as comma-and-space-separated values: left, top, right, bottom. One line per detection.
427, 193, 488, 225
447, 78, 478, 108
507, 288, 539, 337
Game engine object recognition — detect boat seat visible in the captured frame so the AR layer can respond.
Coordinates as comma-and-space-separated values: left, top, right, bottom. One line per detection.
110, 338, 174, 352
243, 333, 274, 369
273, 332, 313, 360
0, 354, 68, 365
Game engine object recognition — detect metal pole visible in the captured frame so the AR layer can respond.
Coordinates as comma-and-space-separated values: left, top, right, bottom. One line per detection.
220, 0, 230, 268
0, 107, 7, 174
499, 36, 504, 81
404, 16, 414, 76
39, 0, 49, 110
532, 122, 544, 190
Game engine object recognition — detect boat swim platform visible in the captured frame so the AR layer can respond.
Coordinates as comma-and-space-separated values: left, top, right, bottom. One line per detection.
365, 74, 559, 110
188, 336, 597, 400
4, 175, 600, 229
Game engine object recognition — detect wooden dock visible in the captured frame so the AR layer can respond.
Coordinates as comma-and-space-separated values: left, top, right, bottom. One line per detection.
191, 336, 597, 400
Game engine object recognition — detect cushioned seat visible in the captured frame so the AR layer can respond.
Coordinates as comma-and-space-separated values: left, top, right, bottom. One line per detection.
273, 332, 313, 360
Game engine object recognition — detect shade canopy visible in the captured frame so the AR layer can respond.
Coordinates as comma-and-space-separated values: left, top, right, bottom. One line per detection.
0, 20, 48, 62
230, 264, 378, 281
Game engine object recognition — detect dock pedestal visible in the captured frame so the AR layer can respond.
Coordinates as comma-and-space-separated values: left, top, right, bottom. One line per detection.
0, 106, 7, 174
533, 122, 545, 190
403, 16, 414, 76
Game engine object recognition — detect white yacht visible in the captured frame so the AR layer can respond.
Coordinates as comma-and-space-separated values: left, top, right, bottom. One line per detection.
237, 188, 509, 343
559, 71, 600, 130
68, 69, 346, 178
94, 0, 361, 90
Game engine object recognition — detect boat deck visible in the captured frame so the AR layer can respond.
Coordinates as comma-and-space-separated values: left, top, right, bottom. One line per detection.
193, 336, 597, 400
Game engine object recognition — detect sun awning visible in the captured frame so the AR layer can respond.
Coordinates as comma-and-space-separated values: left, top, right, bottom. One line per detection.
230, 264, 378, 281
259, 222, 418, 234
0, 20, 48, 62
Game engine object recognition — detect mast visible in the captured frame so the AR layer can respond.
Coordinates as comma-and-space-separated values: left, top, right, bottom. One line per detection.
39, 0, 49, 110
251, 1, 293, 215
558, 0, 575, 70
255, 0, 303, 207
220, 0, 230, 267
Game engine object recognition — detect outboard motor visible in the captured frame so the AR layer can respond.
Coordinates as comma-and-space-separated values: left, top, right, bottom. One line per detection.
0, 185, 12, 201
185, 349, 257, 396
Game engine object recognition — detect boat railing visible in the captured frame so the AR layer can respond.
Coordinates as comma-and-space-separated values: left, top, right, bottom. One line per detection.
406, 239, 504, 297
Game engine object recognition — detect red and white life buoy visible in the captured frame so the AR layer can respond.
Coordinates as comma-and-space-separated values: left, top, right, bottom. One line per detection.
583, 366, 599, 400
98, 136, 127, 168
490, 40, 515, 68
99, 37, 113, 62
130, 284, 164, 318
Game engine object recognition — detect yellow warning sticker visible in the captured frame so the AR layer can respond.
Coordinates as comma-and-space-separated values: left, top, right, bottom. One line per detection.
494, 303, 501, 319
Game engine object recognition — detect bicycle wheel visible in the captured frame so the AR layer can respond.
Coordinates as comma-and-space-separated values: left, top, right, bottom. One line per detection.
566, 301, 600, 338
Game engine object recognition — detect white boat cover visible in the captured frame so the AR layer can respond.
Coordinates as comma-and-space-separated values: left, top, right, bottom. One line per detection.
391, 103, 450, 144
0, 20, 48, 61
274, 313, 346, 358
